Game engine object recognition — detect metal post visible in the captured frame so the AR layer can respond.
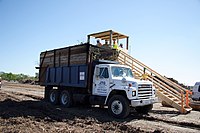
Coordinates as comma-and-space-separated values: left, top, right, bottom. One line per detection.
185, 90, 189, 108
117, 34, 119, 44
110, 30, 113, 48
54, 50, 56, 83
53, 50, 56, 67
181, 91, 184, 113
126, 37, 129, 50
58, 52, 61, 67
143, 68, 146, 74
87, 35, 90, 44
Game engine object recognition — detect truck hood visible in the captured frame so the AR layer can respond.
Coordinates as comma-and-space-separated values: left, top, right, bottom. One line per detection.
133, 79, 153, 85
112, 77, 153, 86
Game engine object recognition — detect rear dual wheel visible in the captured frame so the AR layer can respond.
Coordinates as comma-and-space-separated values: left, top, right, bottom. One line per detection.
59, 90, 73, 107
48, 89, 73, 107
49, 89, 59, 105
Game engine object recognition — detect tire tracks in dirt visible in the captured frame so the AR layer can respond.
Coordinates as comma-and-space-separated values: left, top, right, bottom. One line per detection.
142, 115, 200, 131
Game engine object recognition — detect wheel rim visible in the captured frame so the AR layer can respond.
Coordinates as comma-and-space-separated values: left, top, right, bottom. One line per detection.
61, 92, 69, 105
111, 100, 123, 115
50, 91, 56, 102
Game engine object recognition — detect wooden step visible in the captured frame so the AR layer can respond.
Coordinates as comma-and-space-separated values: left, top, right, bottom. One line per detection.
172, 98, 179, 102
163, 92, 169, 95
168, 95, 174, 98
177, 102, 181, 105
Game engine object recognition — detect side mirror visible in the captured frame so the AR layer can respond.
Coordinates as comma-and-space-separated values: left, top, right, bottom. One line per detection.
96, 67, 100, 77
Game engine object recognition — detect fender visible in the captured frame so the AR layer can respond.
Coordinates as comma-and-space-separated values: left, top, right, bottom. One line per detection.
104, 88, 128, 105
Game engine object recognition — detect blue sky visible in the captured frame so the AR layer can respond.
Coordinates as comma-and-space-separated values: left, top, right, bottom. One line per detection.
0, 0, 199, 85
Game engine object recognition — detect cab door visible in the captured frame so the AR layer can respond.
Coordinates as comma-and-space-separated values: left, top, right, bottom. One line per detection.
93, 66, 110, 96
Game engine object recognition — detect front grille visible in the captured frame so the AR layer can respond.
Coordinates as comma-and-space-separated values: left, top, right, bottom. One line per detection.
138, 84, 153, 99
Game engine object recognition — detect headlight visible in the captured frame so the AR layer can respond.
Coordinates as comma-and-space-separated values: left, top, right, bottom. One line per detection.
132, 91, 136, 97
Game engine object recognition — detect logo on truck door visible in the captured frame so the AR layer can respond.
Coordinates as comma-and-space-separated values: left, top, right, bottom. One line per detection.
97, 81, 107, 95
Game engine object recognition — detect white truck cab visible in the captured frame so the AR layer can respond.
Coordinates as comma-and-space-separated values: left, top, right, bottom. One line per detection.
93, 64, 157, 118
192, 82, 200, 101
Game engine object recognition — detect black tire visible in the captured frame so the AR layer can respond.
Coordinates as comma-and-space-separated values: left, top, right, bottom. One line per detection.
60, 90, 73, 107
49, 89, 59, 105
135, 104, 153, 114
108, 95, 130, 118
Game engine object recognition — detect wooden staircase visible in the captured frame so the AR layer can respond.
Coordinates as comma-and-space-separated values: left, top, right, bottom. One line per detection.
116, 50, 192, 114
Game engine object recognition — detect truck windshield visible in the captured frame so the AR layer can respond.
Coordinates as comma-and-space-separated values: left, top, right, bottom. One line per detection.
111, 67, 133, 78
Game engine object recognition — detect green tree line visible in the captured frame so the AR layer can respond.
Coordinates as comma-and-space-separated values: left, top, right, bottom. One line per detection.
0, 72, 36, 82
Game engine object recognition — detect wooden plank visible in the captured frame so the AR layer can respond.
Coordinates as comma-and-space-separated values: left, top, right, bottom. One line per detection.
70, 45, 87, 54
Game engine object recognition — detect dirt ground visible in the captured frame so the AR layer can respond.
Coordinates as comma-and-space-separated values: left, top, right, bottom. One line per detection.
0, 82, 200, 133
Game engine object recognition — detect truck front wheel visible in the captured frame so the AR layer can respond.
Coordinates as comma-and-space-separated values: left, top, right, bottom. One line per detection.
60, 90, 73, 107
49, 89, 59, 105
135, 104, 153, 114
108, 95, 130, 118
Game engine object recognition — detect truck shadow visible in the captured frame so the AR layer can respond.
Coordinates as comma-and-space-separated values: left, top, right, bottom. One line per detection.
0, 99, 178, 123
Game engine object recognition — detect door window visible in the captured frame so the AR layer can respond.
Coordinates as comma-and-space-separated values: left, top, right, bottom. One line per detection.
99, 68, 109, 79
198, 85, 200, 92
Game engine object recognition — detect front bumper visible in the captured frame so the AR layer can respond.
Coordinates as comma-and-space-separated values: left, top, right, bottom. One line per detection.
131, 97, 158, 107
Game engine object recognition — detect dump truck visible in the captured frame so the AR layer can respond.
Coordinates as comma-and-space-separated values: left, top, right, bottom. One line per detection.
37, 30, 157, 118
